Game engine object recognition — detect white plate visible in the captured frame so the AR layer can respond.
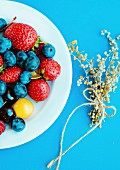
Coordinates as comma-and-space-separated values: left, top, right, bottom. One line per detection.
0, 1, 72, 149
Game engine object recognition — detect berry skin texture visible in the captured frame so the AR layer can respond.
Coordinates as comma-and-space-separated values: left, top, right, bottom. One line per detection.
0, 66, 22, 83
39, 59, 61, 81
34, 42, 46, 61
0, 18, 7, 29
35, 42, 45, 56
4, 23, 38, 52
0, 37, 12, 54
11, 117, 26, 132
0, 55, 4, 66
42, 44, 55, 58
24, 51, 40, 71
28, 79, 50, 101
0, 120, 6, 135
20, 71, 32, 84
13, 82, 27, 98
4, 51, 16, 67
0, 96, 4, 108
16, 51, 28, 68
0, 80, 6, 95
13, 98, 34, 119
38, 54, 46, 61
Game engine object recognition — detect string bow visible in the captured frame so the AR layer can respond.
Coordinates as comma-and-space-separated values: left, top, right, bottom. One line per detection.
47, 88, 116, 170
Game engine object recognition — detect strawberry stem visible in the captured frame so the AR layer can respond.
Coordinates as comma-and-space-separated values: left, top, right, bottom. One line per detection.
32, 36, 41, 51
0, 17, 17, 32
31, 76, 42, 80
0, 66, 5, 73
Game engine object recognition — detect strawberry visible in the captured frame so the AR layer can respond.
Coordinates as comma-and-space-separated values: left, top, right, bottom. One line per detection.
0, 121, 6, 135
0, 66, 22, 83
39, 59, 61, 81
0, 55, 3, 66
28, 79, 50, 101
4, 23, 38, 52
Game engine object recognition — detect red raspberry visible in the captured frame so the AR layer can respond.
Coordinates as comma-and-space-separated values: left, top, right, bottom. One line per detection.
35, 43, 45, 56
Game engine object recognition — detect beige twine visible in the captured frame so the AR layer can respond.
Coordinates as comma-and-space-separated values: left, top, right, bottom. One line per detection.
47, 88, 116, 170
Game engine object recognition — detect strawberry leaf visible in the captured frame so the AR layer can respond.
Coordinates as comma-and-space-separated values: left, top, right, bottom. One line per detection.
32, 36, 41, 51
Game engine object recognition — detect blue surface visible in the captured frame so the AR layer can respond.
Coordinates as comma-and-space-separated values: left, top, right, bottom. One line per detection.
1, 0, 120, 170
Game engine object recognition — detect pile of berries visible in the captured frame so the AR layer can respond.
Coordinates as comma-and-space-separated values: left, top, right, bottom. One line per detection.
0, 18, 61, 135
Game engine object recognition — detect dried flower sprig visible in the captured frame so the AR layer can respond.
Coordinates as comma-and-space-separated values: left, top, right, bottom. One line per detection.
68, 30, 120, 127
47, 30, 120, 170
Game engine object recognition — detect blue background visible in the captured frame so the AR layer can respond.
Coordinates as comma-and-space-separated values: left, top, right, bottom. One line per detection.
1, 0, 120, 170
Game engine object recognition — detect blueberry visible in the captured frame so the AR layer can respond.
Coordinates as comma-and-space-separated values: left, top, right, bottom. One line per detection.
0, 38, 12, 53
42, 44, 55, 58
13, 82, 27, 98
0, 96, 4, 108
20, 71, 32, 84
0, 80, 6, 95
24, 51, 40, 71
0, 108, 16, 124
16, 51, 28, 68
0, 18, 7, 29
11, 117, 26, 132
4, 51, 16, 67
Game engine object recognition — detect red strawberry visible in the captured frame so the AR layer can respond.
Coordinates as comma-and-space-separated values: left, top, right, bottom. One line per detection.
0, 55, 3, 66
0, 66, 22, 83
0, 121, 6, 135
28, 79, 50, 101
4, 23, 38, 52
39, 59, 61, 81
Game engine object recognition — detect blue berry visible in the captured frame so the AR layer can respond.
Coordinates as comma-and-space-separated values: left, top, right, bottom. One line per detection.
16, 51, 28, 68
4, 51, 16, 67
20, 71, 32, 84
11, 117, 26, 132
0, 96, 4, 108
0, 80, 6, 95
0, 108, 16, 124
0, 18, 7, 29
13, 82, 27, 98
0, 38, 12, 53
24, 51, 40, 71
42, 44, 55, 58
